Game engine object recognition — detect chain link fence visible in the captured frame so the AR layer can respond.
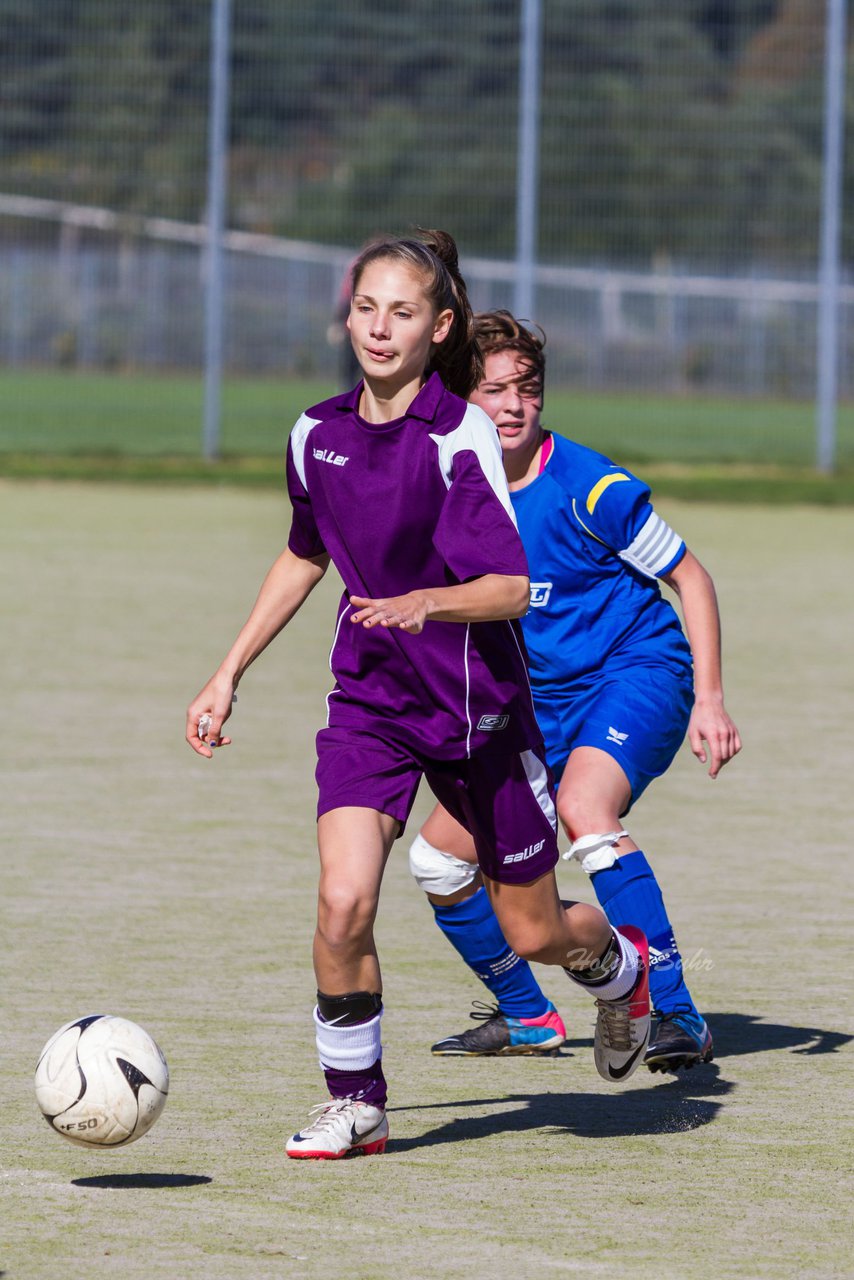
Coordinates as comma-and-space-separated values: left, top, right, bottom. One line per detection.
0, 2, 851, 462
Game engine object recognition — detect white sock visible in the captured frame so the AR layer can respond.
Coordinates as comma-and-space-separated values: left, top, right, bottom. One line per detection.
313, 1008, 383, 1071
565, 931, 640, 1002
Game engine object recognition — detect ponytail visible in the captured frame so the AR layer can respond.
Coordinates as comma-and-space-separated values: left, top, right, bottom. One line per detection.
416, 229, 483, 398
350, 228, 483, 398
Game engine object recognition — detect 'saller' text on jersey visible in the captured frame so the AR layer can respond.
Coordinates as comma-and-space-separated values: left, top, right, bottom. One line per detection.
313, 448, 349, 466
503, 838, 547, 864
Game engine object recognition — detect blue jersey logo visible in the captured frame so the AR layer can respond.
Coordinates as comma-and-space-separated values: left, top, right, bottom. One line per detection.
529, 582, 553, 608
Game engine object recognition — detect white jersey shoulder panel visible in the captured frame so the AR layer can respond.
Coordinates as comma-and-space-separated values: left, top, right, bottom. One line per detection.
289, 413, 322, 490
429, 403, 515, 522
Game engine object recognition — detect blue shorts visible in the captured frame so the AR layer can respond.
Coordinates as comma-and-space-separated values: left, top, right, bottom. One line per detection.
533, 667, 694, 808
315, 725, 559, 885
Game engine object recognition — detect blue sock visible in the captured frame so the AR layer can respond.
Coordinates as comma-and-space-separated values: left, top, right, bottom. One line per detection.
431, 886, 550, 1019
590, 850, 700, 1019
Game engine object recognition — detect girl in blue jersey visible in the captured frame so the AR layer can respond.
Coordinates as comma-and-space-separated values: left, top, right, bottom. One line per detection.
186, 237, 652, 1160
411, 310, 741, 1071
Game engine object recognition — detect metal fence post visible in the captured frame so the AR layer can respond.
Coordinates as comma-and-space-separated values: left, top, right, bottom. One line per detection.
816, 0, 848, 474
514, 0, 542, 323
202, 0, 232, 461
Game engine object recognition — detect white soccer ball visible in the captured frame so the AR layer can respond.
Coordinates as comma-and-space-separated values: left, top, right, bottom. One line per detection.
35, 1014, 169, 1148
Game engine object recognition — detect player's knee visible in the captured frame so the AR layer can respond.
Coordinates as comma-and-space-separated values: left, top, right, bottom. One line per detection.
491, 910, 551, 963
409, 831, 478, 899
317, 881, 377, 950
556, 790, 609, 841
562, 829, 631, 875
502, 925, 551, 965
512, 938, 546, 964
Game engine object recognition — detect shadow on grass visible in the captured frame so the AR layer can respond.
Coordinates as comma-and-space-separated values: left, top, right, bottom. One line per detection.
706, 1012, 852, 1057
71, 1173, 212, 1189
431, 1012, 852, 1062
554, 1012, 851, 1059
387, 1066, 733, 1150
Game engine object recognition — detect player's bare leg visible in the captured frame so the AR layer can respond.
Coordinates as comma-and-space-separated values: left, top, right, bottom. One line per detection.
313, 806, 396, 993
417, 808, 567, 1055
287, 807, 396, 1160
556, 747, 638, 857
484, 869, 651, 1080
560, 748, 713, 1071
483, 868, 608, 967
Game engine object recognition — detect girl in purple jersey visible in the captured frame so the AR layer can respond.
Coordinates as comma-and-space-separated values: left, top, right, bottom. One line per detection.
186, 232, 650, 1160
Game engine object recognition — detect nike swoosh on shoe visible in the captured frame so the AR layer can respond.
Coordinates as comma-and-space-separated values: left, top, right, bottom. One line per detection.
350, 1118, 382, 1144
607, 1043, 645, 1079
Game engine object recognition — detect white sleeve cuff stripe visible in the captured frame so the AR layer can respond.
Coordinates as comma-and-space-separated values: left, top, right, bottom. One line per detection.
632, 513, 670, 560
620, 512, 684, 578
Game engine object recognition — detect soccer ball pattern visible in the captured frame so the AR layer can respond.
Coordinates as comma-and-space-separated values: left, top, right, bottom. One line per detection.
35, 1015, 169, 1148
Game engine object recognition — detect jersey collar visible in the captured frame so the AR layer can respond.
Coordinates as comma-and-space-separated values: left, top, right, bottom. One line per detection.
334, 371, 446, 424
406, 372, 446, 423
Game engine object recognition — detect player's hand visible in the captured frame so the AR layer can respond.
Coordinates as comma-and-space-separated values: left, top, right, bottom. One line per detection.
688, 696, 742, 778
349, 592, 430, 634
186, 680, 236, 758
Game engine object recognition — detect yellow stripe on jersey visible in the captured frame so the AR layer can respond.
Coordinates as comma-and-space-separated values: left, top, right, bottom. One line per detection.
586, 472, 631, 515
571, 498, 608, 545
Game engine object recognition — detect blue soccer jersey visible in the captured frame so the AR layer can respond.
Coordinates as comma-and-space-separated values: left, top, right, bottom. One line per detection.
510, 433, 693, 694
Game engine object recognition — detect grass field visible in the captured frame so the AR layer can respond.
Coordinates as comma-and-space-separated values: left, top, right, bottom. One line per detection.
3, 481, 853, 1280
2, 368, 854, 504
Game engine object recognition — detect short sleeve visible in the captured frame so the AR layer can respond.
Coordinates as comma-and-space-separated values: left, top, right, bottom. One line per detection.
286, 431, 327, 560
574, 469, 685, 579
432, 410, 529, 582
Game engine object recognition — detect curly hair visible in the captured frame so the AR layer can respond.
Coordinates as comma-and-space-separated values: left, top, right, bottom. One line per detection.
473, 310, 546, 404
350, 229, 483, 398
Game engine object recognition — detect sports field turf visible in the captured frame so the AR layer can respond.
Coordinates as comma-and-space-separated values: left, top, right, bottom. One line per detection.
2, 369, 854, 506
3, 481, 852, 1279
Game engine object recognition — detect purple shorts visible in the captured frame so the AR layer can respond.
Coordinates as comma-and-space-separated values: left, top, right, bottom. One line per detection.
315, 725, 559, 885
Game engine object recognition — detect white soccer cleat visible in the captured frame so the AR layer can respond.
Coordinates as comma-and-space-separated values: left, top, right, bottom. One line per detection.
285, 1098, 388, 1160
593, 925, 651, 1083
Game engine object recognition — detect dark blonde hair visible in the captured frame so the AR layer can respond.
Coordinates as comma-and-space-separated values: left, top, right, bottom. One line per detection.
473, 310, 546, 404
351, 229, 483, 398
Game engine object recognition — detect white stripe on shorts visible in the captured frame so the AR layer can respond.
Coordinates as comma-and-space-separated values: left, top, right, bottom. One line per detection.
520, 749, 558, 833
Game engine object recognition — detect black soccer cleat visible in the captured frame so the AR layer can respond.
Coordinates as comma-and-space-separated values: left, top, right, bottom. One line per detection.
431, 1001, 565, 1056
644, 1010, 714, 1073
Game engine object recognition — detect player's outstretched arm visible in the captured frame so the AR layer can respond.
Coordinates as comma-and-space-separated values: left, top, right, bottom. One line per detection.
349, 573, 529, 635
662, 549, 742, 778
186, 548, 329, 757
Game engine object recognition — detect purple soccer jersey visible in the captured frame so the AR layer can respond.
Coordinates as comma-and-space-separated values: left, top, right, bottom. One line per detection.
286, 373, 541, 761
